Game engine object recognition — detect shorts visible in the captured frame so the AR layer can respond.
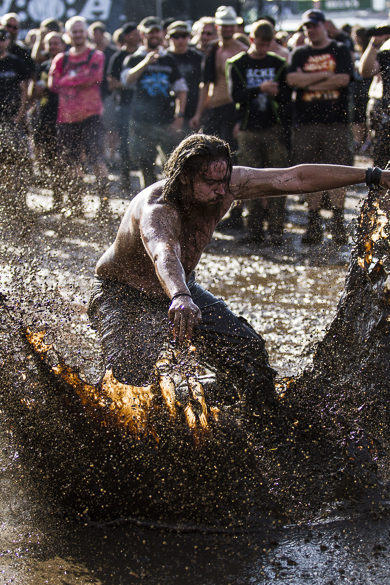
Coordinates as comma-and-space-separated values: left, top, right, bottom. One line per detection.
292, 123, 353, 167
87, 275, 276, 407
57, 114, 105, 166
238, 127, 288, 168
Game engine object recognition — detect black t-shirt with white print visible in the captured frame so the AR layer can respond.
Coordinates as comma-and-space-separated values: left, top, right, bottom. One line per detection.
228, 51, 289, 131
288, 40, 353, 125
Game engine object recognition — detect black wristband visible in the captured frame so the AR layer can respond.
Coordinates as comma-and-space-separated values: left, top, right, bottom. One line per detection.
366, 167, 382, 187
171, 292, 192, 301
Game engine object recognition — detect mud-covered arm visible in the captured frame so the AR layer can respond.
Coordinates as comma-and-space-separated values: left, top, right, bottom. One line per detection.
230, 165, 390, 200
140, 204, 201, 341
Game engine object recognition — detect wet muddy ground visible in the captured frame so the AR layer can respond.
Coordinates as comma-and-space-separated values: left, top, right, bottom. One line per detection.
2, 167, 390, 583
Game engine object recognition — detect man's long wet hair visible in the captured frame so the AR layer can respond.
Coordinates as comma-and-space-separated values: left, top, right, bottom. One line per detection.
163, 134, 232, 205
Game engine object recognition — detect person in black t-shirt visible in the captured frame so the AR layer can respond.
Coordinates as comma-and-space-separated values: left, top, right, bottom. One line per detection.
228, 20, 290, 245
166, 21, 203, 136
31, 33, 65, 170
1, 13, 36, 79
287, 9, 353, 245
121, 17, 187, 187
107, 22, 140, 189
359, 30, 390, 169
0, 36, 28, 124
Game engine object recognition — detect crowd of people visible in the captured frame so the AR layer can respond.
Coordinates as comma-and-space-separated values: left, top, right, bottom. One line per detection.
0, 7, 389, 244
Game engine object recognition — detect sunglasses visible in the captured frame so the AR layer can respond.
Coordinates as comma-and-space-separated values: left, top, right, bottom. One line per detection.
171, 33, 189, 39
5, 24, 18, 30
201, 31, 215, 36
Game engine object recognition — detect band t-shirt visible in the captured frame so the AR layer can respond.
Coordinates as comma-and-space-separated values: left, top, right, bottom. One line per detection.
122, 47, 187, 125
288, 40, 353, 125
228, 51, 289, 131
0, 54, 29, 122
167, 48, 202, 119
9, 41, 36, 78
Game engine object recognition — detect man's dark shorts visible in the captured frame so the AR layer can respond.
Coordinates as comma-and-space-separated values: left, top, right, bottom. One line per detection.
57, 114, 105, 166
292, 123, 353, 166
87, 276, 276, 407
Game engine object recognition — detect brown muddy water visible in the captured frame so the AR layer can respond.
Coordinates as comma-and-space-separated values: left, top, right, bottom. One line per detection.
1, 177, 390, 584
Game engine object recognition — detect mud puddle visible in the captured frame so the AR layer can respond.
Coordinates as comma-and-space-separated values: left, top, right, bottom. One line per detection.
2, 181, 390, 583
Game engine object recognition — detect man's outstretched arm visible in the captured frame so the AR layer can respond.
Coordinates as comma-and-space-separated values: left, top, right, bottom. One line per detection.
230, 165, 390, 200
140, 203, 201, 342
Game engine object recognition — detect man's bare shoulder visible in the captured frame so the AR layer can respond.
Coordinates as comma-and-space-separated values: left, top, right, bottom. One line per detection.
121, 180, 180, 234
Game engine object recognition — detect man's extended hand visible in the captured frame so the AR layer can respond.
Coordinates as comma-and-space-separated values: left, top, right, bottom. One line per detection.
168, 296, 202, 342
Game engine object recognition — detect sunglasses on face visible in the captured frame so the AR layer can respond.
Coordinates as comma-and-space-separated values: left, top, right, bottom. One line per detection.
171, 33, 189, 39
5, 24, 18, 30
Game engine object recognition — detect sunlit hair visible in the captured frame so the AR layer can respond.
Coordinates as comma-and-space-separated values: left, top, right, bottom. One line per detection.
250, 20, 274, 41
65, 16, 87, 33
1, 13, 19, 25
44, 31, 64, 50
163, 134, 232, 204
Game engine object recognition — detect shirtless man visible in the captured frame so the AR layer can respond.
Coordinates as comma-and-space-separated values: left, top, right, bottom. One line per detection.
190, 5, 248, 148
88, 134, 390, 413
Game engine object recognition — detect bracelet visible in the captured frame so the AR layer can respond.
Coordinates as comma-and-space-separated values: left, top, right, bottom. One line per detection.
171, 292, 192, 301
366, 167, 382, 187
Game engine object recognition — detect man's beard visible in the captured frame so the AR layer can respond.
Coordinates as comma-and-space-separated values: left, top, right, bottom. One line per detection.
147, 39, 161, 50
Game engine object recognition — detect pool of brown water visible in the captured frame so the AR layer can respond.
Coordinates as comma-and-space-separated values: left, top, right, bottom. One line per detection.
2, 184, 390, 583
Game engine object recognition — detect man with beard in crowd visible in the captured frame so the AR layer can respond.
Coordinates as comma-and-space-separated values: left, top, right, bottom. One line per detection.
121, 17, 187, 187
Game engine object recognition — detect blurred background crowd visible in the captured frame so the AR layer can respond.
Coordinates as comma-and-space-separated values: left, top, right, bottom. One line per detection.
1, 2, 390, 245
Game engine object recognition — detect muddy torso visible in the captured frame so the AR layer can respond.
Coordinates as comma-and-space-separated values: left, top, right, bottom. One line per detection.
208, 41, 248, 108
95, 182, 233, 295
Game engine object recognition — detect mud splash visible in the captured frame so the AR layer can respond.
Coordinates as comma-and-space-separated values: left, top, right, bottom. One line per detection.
1, 186, 390, 529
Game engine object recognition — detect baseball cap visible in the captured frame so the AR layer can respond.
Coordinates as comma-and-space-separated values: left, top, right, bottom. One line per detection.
122, 22, 138, 35
301, 9, 326, 26
167, 21, 190, 37
215, 6, 238, 26
139, 16, 162, 33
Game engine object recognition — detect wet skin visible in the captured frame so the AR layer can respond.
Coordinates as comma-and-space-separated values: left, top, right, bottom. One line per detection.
95, 158, 390, 342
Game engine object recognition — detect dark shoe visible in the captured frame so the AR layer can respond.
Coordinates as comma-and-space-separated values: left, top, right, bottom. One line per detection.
302, 211, 323, 245
330, 208, 347, 245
